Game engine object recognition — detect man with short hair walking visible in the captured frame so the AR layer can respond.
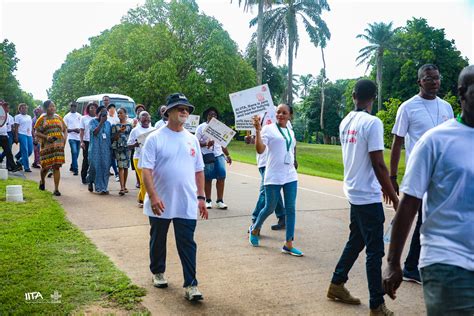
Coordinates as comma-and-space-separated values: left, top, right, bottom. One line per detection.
140, 93, 208, 301
390, 64, 454, 284
327, 79, 398, 316
63, 102, 82, 176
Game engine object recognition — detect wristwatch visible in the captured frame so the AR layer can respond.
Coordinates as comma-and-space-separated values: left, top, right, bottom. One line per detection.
197, 196, 206, 201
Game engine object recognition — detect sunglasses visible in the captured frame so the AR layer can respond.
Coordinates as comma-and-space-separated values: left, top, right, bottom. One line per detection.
175, 106, 190, 113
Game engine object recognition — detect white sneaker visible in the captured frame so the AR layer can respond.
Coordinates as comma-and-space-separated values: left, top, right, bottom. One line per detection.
206, 201, 212, 209
215, 201, 228, 209
152, 273, 168, 288
184, 285, 203, 301
115, 175, 120, 182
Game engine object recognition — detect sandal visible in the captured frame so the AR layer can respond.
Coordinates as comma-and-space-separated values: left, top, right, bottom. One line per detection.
53, 190, 61, 196
124, 188, 129, 193
119, 190, 125, 196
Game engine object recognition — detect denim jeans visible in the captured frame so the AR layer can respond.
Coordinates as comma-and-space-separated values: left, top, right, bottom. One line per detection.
404, 204, 422, 272
110, 151, 118, 176
421, 263, 474, 315
254, 181, 297, 242
17, 134, 33, 171
251, 167, 285, 222
149, 217, 198, 287
331, 202, 385, 309
68, 139, 81, 172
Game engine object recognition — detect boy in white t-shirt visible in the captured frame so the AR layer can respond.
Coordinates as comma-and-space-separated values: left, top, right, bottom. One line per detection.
390, 64, 454, 285
327, 79, 398, 316
383, 65, 474, 315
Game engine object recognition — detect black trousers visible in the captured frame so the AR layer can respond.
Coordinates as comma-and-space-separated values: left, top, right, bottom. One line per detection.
81, 141, 89, 183
0, 135, 15, 170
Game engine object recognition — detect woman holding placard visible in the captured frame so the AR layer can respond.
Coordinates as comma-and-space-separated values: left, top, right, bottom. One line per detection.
249, 103, 302, 256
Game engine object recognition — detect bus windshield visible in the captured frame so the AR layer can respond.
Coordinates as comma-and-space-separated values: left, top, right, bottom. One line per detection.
101, 100, 136, 118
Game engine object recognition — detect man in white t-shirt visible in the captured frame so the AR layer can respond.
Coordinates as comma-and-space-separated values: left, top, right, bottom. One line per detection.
327, 79, 398, 316
383, 65, 474, 315
63, 102, 82, 176
154, 105, 168, 129
0, 101, 21, 172
80, 102, 97, 184
140, 93, 208, 301
390, 64, 454, 284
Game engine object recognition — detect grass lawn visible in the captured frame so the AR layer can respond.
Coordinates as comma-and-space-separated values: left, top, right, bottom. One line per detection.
228, 141, 406, 181
0, 178, 147, 314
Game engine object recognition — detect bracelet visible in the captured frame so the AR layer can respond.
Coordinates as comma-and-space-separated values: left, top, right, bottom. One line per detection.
390, 175, 397, 180
197, 196, 206, 201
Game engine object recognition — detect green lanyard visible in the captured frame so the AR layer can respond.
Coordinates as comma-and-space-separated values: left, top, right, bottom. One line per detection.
457, 114, 468, 126
276, 123, 292, 152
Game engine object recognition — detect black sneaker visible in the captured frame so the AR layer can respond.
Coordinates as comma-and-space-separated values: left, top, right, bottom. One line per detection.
271, 217, 286, 230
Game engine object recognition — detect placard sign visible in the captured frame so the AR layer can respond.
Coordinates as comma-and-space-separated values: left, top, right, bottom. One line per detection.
183, 114, 200, 133
229, 84, 275, 130
203, 117, 236, 147
0, 105, 6, 128
136, 129, 157, 146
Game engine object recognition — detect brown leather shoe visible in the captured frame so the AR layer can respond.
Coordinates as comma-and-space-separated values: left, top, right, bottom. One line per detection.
370, 303, 394, 316
327, 282, 361, 305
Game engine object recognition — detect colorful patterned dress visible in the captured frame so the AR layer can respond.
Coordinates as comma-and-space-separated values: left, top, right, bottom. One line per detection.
34, 114, 66, 169
111, 123, 132, 168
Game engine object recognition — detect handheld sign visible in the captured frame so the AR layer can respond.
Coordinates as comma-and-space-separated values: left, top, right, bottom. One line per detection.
136, 129, 157, 146
183, 114, 200, 133
229, 84, 275, 130
203, 117, 236, 147
0, 105, 6, 128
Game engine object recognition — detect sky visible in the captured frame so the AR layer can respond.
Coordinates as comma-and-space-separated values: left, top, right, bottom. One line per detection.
1, 0, 473, 101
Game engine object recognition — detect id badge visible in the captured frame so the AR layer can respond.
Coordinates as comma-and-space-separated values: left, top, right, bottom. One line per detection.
102, 133, 107, 139
284, 151, 291, 164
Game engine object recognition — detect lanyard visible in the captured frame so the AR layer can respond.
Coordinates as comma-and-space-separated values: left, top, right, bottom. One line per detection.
457, 114, 468, 126
276, 123, 292, 152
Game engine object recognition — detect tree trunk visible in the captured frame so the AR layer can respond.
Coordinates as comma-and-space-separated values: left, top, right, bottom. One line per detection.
287, 3, 296, 107
320, 46, 326, 131
376, 48, 383, 112
256, 0, 264, 85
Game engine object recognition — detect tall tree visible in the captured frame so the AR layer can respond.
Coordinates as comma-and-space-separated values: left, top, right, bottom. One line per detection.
356, 21, 398, 112
251, 0, 330, 106
298, 74, 314, 98
231, 0, 274, 85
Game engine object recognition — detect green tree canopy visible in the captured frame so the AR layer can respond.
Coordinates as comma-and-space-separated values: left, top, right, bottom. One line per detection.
49, 0, 256, 123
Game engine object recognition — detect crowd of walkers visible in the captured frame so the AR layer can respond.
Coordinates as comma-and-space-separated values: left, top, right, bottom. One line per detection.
0, 64, 472, 314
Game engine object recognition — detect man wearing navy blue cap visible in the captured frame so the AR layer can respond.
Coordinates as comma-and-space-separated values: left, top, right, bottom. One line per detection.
140, 93, 208, 301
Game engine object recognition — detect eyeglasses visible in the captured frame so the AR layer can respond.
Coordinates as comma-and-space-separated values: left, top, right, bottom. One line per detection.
421, 75, 442, 82
175, 107, 189, 113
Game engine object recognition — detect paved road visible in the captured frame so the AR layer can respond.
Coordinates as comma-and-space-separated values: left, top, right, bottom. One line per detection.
18, 143, 426, 315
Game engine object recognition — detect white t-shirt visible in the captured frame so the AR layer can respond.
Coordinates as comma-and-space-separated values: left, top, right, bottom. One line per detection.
154, 119, 167, 129
339, 111, 385, 205
107, 114, 120, 125
63, 112, 82, 141
0, 121, 7, 135
400, 119, 474, 271
127, 125, 156, 159
6, 114, 14, 132
257, 121, 293, 168
261, 123, 297, 185
80, 115, 94, 142
139, 127, 204, 219
14, 114, 32, 136
195, 122, 224, 157
392, 95, 453, 162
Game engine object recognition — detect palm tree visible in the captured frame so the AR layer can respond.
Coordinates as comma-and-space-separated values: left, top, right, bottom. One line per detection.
356, 21, 398, 112
251, 0, 330, 106
298, 74, 314, 98
231, 0, 274, 85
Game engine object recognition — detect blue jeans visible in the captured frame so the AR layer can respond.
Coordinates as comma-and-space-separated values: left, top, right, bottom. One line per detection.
17, 134, 33, 171
251, 167, 285, 222
254, 181, 297, 242
68, 139, 81, 172
404, 205, 422, 272
110, 151, 118, 176
204, 154, 227, 180
331, 203, 385, 309
149, 217, 198, 287
421, 264, 474, 315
